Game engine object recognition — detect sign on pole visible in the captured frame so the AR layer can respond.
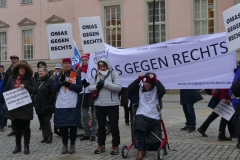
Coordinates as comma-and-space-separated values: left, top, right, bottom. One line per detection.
47, 23, 74, 59
223, 3, 240, 52
213, 100, 235, 121
3, 88, 32, 111
78, 16, 105, 53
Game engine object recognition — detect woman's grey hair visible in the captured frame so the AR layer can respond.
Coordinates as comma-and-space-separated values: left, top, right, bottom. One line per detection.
38, 66, 48, 72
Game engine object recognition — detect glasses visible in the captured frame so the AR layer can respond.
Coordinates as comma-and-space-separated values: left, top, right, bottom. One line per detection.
82, 59, 88, 61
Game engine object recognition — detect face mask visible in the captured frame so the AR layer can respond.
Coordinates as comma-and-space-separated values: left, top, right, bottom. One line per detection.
99, 70, 109, 76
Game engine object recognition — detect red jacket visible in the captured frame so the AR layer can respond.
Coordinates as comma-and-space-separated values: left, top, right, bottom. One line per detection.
211, 89, 230, 100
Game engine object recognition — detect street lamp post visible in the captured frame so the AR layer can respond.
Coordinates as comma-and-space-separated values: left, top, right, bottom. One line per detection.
153, 0, 156, 44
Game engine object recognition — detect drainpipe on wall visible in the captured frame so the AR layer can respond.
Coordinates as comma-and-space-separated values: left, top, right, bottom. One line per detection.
153, 0, 155, 44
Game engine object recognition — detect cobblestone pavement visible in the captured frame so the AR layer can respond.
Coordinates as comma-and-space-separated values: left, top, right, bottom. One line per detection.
0, 101, 240, 160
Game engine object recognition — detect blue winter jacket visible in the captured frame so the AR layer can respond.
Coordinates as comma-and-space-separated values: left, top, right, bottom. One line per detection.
53, 72, 82, 127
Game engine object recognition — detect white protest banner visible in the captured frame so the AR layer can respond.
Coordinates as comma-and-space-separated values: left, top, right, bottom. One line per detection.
78, 16, 105, 53
223, 3, 240, 52
87, 32, 236, 89
213, 100, 235, 121
47, 23, 74, 59
3, 88, 32, 111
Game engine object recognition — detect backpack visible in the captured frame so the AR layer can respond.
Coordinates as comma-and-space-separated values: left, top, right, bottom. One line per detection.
231, 76, 240, 97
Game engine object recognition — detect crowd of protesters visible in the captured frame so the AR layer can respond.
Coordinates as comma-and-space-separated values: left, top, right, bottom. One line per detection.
0, 53, 240, 160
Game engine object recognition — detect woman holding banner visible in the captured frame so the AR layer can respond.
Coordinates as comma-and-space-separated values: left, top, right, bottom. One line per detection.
54, 58, 82, 154
4, 61, 38, 155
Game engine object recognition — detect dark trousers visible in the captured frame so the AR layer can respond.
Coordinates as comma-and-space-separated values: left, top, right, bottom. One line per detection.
95, 105, 120, 147
14, 119, 31, 145
61, 127, 77, 145
123, 105, 132, 124
38, 113, 53, 138
0, 103, 4, 129
200, 112, 235, 135
182, 104, 196, 127
136, 130, 145, 150
219, 116, 235, 135
11, 120, 16, 131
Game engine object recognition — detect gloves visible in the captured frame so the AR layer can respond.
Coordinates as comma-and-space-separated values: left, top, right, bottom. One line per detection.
63, 81, 71, 87
96, 80, 105, 90
82, 79, 90, 88
59, 74, 65, 83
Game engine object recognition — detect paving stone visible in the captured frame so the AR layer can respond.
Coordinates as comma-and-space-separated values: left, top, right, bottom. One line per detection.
0, 102, 238, 159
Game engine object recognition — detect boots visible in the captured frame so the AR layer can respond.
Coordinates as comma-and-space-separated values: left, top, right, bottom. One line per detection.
68, 144, 75, 154
61, 145, 68, 154
218, 132, 232, 141
24, 144, 30, 155
46, 137, 52, 144
41, 137, 47, 143
12, 144, 21, 154
136, 149, 146, 160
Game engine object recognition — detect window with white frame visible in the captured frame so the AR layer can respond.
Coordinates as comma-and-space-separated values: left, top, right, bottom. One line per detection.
0, 0, 6, 7
0, 32, 7, 60
194, 0, 214, 35
22, 30, 33, 59
21, 0, 32, 4
147, 1, 166, 44
104, 5, 121, 48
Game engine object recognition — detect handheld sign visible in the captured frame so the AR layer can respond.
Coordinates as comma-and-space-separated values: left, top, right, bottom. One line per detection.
223, 3, 240, 52
78, 16, 105, 53
3, 88, 32, 111
213, 99, 235, 121
47, 23, 74, 59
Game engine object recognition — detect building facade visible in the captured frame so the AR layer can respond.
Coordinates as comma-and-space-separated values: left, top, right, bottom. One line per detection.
0, 0, 239, 71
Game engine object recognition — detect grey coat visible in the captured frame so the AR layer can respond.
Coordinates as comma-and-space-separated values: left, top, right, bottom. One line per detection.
88, 58, 122, 106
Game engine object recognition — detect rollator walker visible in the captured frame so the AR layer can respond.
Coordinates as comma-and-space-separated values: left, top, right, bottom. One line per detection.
121, 102, 169, 160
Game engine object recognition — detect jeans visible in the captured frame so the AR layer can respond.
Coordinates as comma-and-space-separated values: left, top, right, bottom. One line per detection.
182, 104, 196, 128
61, 127, 77, 145
0, 102, 4, 129
95, 105, 120, 147
136, 130, 145, 150
82, 105, 98, 137
14, 119, 31, 145
38, 113, 53, 138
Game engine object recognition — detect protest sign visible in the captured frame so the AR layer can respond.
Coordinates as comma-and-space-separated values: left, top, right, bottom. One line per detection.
87, 32, 236, 89
213, 100, 235, 121
223, 3, 240, 52
78, 16, 105, 53
47, 23, 74, 59
3, 88, 32, 111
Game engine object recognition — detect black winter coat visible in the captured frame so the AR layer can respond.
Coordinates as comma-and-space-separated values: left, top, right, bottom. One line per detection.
5, 76, 38, 120
180, 89, 203, 105
3, 65, 12, 88
34, 75, 56, 114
